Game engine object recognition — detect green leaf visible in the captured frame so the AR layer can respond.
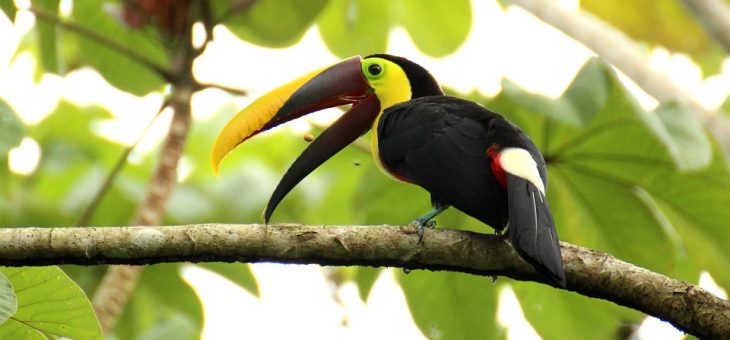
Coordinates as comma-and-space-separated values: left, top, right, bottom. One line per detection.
0, 0, 15, 22
197, 263, 259, 296
652, 103, 712, 170
490, 58, 609, 129
32, 0, 61, 74
512, 282, 640, 339
17, 101, 129, 226
474, 58, 730, 336
0, 267, 102, 340
137, 314, 197, 340
0, 270, 16, 326
354, 162, 430, 225
354, 267, 381, 300
399, 271, 500, 339
71, 0, 168, 95
218, 0, 328, 47
398, 0, 471, 57
114, 264, 202, 340
317, 0, 391, 58
0, 99, 24, 157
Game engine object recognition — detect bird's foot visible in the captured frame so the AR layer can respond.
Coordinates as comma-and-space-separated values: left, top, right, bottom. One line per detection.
410, 219, 437, 245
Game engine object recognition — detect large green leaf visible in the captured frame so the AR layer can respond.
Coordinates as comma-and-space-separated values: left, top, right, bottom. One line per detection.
477, 58, 730, 337
114, 264, 202, 340
0, 99, 24, 157
217, 0, 328, 47
317, 0, 392, 58
0, 270, 16, 326
512, 282, 639, 340
318, 0, 471, 58
71, 0, 168, 95
398, 0, 471, 57
0, 267, 101, 340
399, 271, 501, 340
653, 103, 712, 170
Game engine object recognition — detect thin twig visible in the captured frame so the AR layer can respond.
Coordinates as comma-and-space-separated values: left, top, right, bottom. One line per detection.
194, 0, 215, 57
193, 81, 248, 96
28, 6, 175, 82
76, 99, 170, 227
91, 6, 198, 332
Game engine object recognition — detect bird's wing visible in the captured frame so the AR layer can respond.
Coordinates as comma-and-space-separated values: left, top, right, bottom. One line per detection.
377, 96, 508, 228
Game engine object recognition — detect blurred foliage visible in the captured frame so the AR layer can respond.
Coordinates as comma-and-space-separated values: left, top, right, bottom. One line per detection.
0, 99, 24, 157
212, 0, 329, 47
0, 0, 729, 339
318, 0, 471, 58
581, 0, 727, 74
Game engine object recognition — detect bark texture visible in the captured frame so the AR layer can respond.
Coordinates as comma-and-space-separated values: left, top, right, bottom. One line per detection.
0, 224, 727, 338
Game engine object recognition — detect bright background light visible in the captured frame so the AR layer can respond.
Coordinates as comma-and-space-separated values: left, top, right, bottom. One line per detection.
1, 0, 729, 339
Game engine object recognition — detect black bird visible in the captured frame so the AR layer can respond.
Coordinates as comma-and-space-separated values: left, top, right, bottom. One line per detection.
211, 54, 566, 287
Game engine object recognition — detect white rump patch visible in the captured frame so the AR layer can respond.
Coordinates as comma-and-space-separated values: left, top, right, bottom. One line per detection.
500, 148, 545, 195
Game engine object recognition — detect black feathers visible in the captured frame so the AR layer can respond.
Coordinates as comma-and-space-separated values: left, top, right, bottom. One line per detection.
377, 95, 566, 287
506, 174, 566, 286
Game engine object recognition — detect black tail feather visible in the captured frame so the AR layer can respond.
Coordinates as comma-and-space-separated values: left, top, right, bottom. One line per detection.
506, 174, 566, 287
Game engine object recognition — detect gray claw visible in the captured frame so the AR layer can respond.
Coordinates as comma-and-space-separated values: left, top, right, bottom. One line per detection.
412, 220, 437, 245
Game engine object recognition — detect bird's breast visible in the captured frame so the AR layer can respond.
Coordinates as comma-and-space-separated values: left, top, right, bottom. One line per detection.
371, 112, 413, 184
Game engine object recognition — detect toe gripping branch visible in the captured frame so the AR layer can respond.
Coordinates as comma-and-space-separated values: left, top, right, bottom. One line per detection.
410, 204, 448, 244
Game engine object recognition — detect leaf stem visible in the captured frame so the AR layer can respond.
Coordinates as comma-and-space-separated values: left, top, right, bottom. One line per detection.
28, 6, 175, 82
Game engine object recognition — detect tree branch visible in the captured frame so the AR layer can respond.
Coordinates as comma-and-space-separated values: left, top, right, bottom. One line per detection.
91, 85, 193, 332
681, 0, 730, 53
1, 224, 727, 338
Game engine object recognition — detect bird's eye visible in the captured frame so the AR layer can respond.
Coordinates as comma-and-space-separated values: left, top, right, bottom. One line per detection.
368, 63, 383, 76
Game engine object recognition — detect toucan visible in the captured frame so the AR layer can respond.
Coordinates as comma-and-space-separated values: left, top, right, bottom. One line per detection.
211, 54, 566, 287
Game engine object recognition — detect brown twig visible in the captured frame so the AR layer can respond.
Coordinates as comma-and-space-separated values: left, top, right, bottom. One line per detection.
193, 81, 248, 96
76, 99, 170, 227
89, 0, 202, 332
